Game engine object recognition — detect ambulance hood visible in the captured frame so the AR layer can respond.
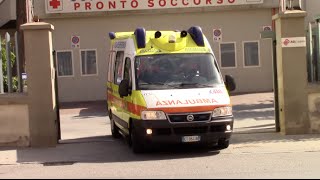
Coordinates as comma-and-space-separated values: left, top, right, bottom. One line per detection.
141, 86, 230, 109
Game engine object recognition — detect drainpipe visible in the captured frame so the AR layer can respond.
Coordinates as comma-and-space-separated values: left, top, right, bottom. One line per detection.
272, 7, 280, 132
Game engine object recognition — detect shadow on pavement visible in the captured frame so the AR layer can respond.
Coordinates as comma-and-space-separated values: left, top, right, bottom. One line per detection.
12, 136, 220, 165
234, 123, 275, 132
7, 133, 320, 165
60, 101, 108, 118
232, 102, 275, 121
231, 132, 320, 145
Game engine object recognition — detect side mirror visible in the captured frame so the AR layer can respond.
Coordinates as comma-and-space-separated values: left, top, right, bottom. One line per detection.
225, 75, 236, 92
119, 79, 130, 98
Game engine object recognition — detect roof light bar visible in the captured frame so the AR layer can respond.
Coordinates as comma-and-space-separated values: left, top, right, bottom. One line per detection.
109, 32, 116, 40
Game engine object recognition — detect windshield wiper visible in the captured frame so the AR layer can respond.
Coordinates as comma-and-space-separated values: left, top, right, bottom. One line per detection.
179, 83, 214, 88
139, 82, 179, 88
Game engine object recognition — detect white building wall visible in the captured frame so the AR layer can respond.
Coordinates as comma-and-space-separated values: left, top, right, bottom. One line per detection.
30, 0, 277, 102
44, 8, 273, 102
305, 0, 320, 23
0, 0, 16, 27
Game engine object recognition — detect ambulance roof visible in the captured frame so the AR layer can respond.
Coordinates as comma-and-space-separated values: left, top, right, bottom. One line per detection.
109, 26, 212, 55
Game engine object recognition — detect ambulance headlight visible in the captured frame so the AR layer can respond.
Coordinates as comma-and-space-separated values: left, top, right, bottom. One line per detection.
141, 111, 167, 120
212, 107, 233, 117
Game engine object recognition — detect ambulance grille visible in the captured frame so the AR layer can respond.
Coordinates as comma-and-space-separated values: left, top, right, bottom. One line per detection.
173, 126, 208, 135
168, 113, 211, 123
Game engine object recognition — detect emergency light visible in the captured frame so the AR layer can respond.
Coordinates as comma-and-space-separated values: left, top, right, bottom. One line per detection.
188, 26, 205, 47
135, 27, 146, 48
155, 31, 162, 38
180, 30, 188, 38
109, 32, 116, 40
169, 34, 176, 43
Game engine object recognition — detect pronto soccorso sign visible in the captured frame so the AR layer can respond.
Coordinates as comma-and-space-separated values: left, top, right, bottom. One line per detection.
45, 0, 264, 14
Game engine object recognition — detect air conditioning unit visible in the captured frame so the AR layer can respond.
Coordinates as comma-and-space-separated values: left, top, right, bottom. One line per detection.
263, 26, 272, 31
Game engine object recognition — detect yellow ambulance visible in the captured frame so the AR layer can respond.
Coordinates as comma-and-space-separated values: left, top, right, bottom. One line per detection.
107, 26, 236, 153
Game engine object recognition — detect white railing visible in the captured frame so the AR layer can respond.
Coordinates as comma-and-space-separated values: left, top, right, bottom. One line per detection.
279, 0, 303, 12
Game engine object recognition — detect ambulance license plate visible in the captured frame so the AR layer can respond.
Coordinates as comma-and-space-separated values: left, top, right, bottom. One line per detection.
182, 136, 201, 143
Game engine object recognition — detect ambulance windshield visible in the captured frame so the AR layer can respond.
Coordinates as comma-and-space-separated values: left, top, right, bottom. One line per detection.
135, 53, 223, 90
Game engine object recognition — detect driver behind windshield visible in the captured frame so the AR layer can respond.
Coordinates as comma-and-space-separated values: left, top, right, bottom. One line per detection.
135, 54, 223, 90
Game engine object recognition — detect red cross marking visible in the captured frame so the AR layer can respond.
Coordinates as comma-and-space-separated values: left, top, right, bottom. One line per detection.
49, 0, 61, 9
283, 39, 290, 46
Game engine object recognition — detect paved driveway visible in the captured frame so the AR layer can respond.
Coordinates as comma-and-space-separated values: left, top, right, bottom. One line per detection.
231, 92, 275, 133
59, 92, 276, 140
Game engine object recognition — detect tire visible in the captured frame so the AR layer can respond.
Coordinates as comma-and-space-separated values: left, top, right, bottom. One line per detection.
217, 140, 230, 150
109, 112, 121, 138
130, 124, 145, 154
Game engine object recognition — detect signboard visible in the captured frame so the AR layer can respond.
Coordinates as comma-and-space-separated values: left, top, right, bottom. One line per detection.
213, 28, 222, 42
22, 73, 27, 80
71, 35, 80, 48
45, 0, 264, 14
281, 37, 306, 48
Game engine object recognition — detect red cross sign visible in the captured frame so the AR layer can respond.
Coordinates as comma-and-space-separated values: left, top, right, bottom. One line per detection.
47, 0, 62, 11
50, 0, 61, 9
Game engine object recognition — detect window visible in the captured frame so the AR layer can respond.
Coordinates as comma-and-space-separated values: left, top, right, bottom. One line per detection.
243, 41, 260, 67
220, 43, 236, 68
56, 51, 73, 77
123, 57, 132, 86
114, 51, 124, 84
135, 54, 223, 90
81, 50, 98, 75
107, 51, 116, 82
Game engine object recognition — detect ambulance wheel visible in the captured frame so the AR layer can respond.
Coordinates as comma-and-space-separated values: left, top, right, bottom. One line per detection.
130, 124, 145, 154
217, 139, 230, 150
110, 112, 121, 138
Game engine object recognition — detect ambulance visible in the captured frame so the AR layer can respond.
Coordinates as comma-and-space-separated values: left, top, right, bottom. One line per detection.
107, 26, 236, 153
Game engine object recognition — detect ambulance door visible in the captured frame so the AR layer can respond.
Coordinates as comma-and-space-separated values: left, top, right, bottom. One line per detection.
107, 50, 115, 109
122, 56, 133, 127
112, 51, 125, 123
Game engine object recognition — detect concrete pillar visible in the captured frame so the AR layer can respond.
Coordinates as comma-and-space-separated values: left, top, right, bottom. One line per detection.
272, 11, 309, 135
21, 22, 58, 147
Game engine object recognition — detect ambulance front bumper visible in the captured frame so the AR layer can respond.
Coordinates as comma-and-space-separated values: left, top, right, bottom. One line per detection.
132, 117, 233, 145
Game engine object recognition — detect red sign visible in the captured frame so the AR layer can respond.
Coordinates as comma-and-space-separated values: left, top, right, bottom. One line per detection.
283, 39, 290, 46
71, 36, 80, 48
47, 0, 63, 11
49, 0, 61, 9
46, 0, 264, 14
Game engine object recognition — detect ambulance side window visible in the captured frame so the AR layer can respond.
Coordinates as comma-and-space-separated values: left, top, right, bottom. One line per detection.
114, 51, 124, 85
107, 51, 115, 82
123, 57, 132, 87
